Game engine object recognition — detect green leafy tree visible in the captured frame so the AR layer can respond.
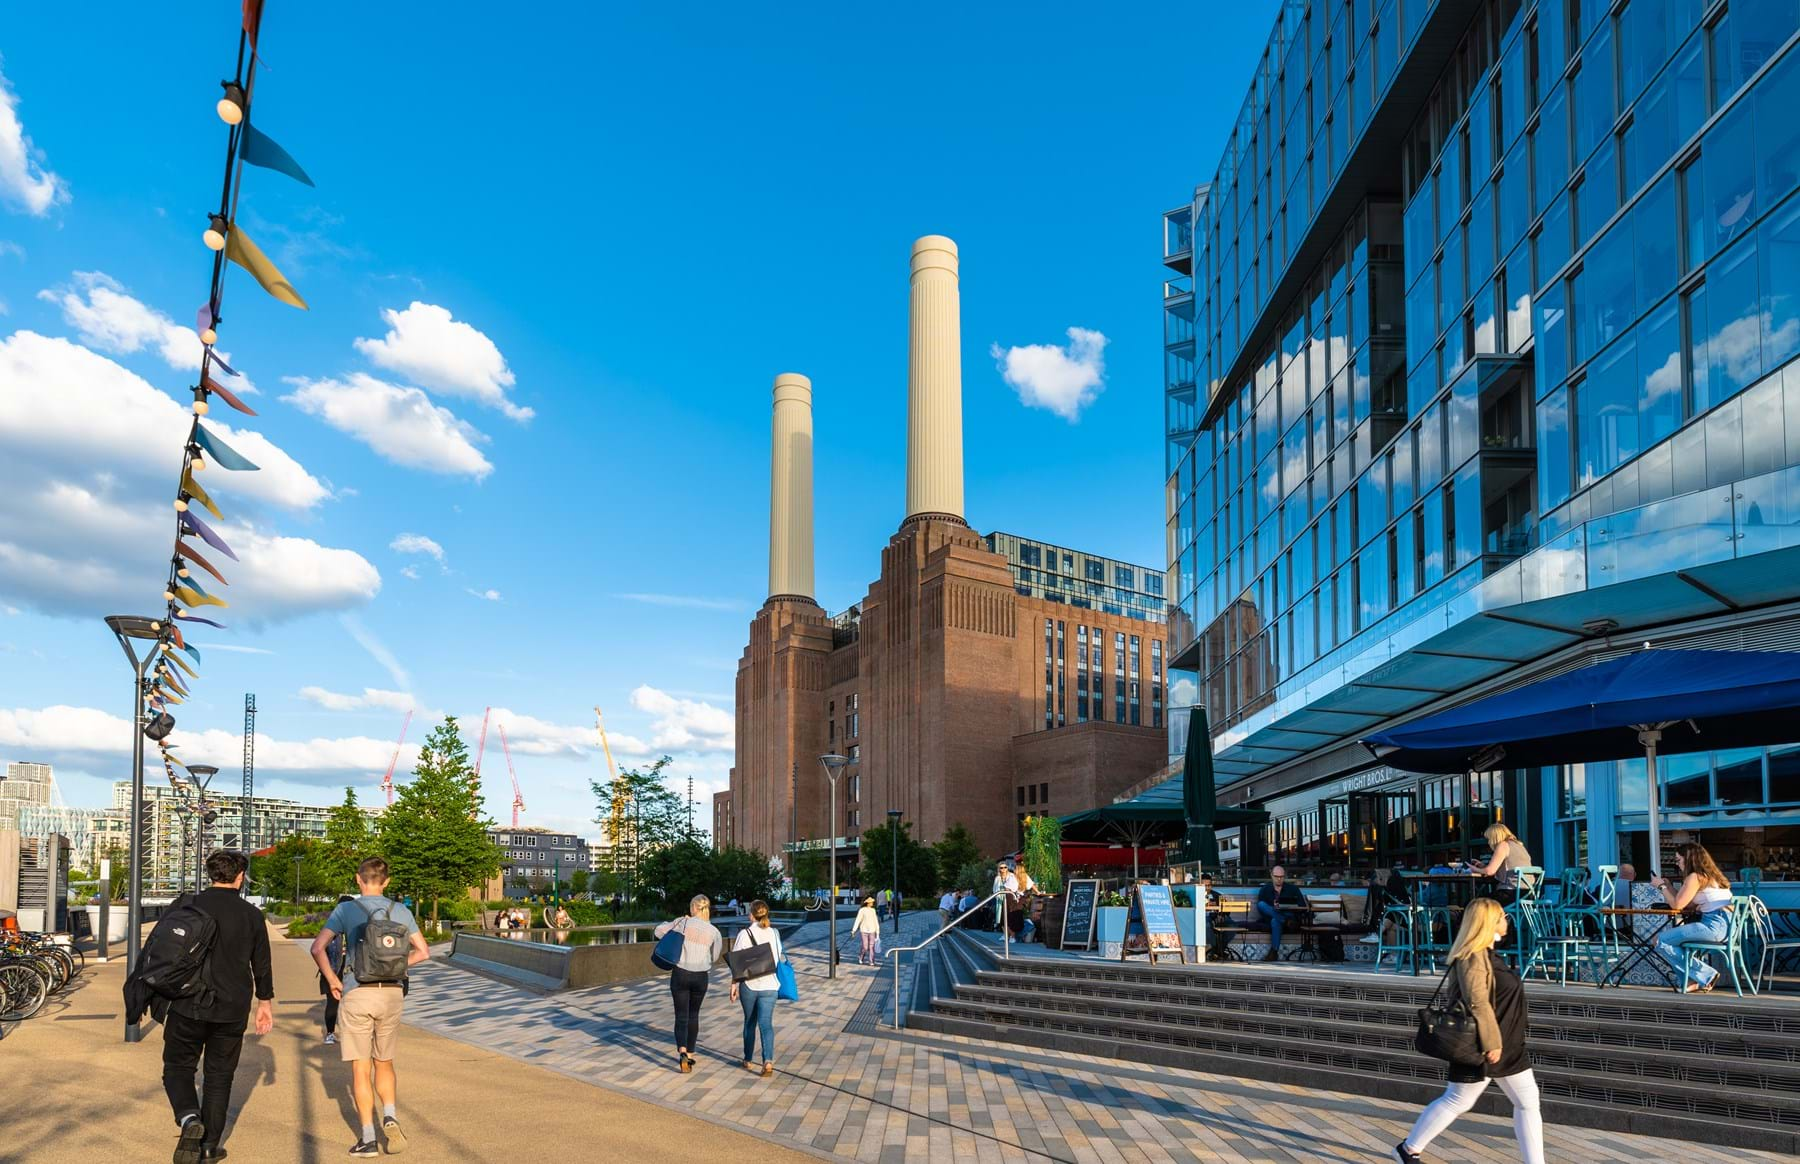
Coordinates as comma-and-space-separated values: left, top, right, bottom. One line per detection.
1021, 814, 1064, 894
792, 848, 826, 892
318, 786, 373, 894
713, 845, 781, 904
953, 860, 994, 900
98, 843, 131, 900
932, 823, 983, 890
378, 716, 503, 926
249, 834, 336, 901
856, 818, 940, 899
634, 838, 717, 912
591, 756, 690, 897
569, 868, 591, 896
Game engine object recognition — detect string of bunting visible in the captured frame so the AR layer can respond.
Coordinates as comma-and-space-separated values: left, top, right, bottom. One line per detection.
143, 1, 314, 801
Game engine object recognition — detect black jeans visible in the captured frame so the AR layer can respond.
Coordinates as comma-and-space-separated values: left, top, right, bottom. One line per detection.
162, 1010, 245, 1144
670, 967, 708, 1052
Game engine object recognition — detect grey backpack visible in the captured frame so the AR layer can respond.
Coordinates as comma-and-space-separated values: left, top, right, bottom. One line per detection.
350, 900, 410, 984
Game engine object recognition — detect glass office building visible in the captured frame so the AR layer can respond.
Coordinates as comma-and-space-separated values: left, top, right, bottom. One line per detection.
984, 531, 1167, 622
1164, 0, 1800, 878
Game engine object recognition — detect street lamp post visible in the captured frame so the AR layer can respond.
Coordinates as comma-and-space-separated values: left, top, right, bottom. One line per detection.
292, 856, 302, 908
105, 613, 162, 1045
187, 764, 220, 892
819, 754, 850, 979
887, 808, 904, 934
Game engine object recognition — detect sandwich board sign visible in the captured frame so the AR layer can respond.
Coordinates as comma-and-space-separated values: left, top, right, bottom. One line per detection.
1061, 878, 1100, 951
1129, 881, 1186, 965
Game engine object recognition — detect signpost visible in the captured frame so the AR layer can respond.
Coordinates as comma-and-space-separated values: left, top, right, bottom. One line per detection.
1131, 882, 1185, 965
1061, 878, 1100, 951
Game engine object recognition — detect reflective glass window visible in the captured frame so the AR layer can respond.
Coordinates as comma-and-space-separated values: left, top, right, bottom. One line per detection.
1625, 74, 1675, 197
1755, 45, 1800, 212
1577, 137, 1618, 249
1534, 87, 1571, 214
1505, 244, 1534, 352
1442, 229, 1466, 319
1539, 194, 1572, 287
1469, 187, 1496, 301
1577, 219, 1634, 361
1671, 39, 1708, 147
1682, 158, 1708, 274
1538, 386, 1573, 509
1759, 196, 1800, 371
1573, 23, 1616, 163
1706, 234, 1763, 401
1686, 280, 1712, 413
1538, 0, 1569, 86
1536, 279, 1570, 390
1638, 297, 1684, 447
1705, 99, 1757, 257
1498, 143, 1530, 253
1357, 544, 1389, 627
1452, 461, 1482, 569
1500, 37, 1527, 147
1469, 89, 1494, 187
1634, 171, 1680, 310
1420, 487, 1447, 588
1442, 134, 1465, 228
1578, 333, 1640, 486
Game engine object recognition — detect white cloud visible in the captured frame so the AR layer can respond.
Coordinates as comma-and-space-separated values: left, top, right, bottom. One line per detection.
616, 593, 744, 611
340, 614, 411, 692
0, 61, 66, 215
390, 532, 445, 564
400, 564, 421, 580
991, 326, 1108, 421
353, 302, 531, 421
0, 330, 370, 623
283, 372, 493, 480
629, 685, 733, 754
38, 272, 256, 387
466, 587, 502, 602
299, 686, 417, 712
0, 240, 23, 260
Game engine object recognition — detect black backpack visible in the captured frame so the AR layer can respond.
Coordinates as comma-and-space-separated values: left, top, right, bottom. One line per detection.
349, 900, 411, 984
134, 895, 219, 1006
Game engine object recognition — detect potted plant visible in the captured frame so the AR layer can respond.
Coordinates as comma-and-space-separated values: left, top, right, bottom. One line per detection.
1020, 815, 1065, 944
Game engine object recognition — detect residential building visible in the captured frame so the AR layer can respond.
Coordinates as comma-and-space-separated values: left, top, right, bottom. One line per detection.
733, 236, 1169, 867
1163, 0, 1800, 878
486, 826, 589, 894
712, 789, 734, 850
112, 780, 368, 891
0, 761, 54, 829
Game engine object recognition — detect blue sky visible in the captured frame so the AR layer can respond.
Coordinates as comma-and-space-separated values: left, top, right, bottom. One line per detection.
0, 2, 1278, 840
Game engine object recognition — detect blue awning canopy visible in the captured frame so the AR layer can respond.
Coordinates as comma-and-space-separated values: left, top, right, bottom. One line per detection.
1364, 648, 1800, 774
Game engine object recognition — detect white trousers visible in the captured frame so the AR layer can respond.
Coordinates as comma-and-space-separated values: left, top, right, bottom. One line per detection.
1404, 1068, 1545, 1164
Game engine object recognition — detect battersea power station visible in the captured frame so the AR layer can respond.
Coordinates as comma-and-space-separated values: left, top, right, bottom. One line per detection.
722, 235, 1169, 868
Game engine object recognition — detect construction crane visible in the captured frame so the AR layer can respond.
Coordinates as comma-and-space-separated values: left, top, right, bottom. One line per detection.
596, 707, 636, 889
241, 693, 256, 852
497, 723, 525, 828
379, 709, 413, 807
470, 706, 492, 804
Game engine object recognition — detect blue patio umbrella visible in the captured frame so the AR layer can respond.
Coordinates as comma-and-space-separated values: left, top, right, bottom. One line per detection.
1364, 648, 1800, 874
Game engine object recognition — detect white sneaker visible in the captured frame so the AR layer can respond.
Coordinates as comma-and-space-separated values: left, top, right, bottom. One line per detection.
324, 1032, 338, 1045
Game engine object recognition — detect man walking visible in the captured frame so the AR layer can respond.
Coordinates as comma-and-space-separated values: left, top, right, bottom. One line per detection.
311, 857, 430, 1157
164, 849, 274, 1163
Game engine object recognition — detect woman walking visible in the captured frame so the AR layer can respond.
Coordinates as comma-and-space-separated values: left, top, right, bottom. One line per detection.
852, 896, 882, 965
1394, 897, 1544, 1164
654, 894, 723, 1073
1652, 841, 1735, 992
1475, 824, 1534, 904
728, 900, 783, 1077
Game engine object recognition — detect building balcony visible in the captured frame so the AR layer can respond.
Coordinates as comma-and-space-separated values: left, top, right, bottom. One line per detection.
1164, 276, 1192, 302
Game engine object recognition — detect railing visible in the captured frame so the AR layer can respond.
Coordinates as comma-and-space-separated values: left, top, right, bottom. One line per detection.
884, 889, 1010, 1029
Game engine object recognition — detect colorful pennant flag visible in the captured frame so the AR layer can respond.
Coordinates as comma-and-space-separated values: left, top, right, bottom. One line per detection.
224, 224, 309, 310
176, 540, 229, 585
176, 585, 229, 610
210, 352, 241, 378
240, 121, 314, 187
175, 614, 228, 629
202, 371, 258, 416
166, 651, 200, 678
180, 468, 222, 520
243, 0, 265, 50
180, 510, 239, 561
193, 422, 261, 471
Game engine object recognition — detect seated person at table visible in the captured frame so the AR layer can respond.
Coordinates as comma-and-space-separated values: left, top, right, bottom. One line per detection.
1254, 867, 1310, 961
1652, 842, 1735, 993
1475, 824, 1533, 904
1200, 874, 1229, 953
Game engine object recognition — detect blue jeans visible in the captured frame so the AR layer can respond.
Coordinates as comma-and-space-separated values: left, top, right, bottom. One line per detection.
1656, 910, 1730, 986
1256, 901, 1283, 948
739, 987, 776, 1063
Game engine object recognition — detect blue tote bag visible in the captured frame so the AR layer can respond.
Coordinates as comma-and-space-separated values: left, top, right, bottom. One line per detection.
776, 958, 799, 1001
651, 920, 686, 971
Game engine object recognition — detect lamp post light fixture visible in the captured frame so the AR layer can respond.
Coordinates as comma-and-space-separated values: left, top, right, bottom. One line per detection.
105, 613, 162, 1044
187, 764, 220, 893
818, 753, 850, 979
887, 808, 904, 934
292, 856, 303, 908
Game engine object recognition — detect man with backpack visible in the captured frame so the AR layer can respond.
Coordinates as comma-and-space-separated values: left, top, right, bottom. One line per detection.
153, 849, 273, 1163
310, 857, 430, 1157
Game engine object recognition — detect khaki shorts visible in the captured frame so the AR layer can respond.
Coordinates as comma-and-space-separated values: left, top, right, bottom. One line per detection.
337, 984, 404, 1062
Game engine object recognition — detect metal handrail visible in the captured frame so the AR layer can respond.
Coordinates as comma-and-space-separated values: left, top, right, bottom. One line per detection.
884, 889, 1012, 1029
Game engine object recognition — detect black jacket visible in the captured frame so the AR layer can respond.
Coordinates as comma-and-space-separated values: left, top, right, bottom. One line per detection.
173, 887, 274, 1026
1448, 950, 1532, 1083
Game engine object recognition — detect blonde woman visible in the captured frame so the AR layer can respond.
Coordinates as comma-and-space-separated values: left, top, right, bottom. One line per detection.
1393, 898, 1542, 1164
654, 894, 723, 1073
852, 896, 882, 965
1476, 824, 1533, 904
728, 900, 783, 1077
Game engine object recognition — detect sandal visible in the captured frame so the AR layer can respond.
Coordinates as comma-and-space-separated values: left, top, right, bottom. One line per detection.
743, 1060, 759, 1073
678, 1053, 693, 1073
761, 1063, 775, 1078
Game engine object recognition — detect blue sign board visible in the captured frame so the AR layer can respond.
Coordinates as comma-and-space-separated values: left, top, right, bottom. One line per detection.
1131, 882, 1185, 964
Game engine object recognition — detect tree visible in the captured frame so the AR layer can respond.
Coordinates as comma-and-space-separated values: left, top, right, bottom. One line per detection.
569, 868, 591, 896
591, 756, 689, 897
634, 839, 716, 912
792, 848, 826, 892
713, 846, 781, 904
953, 860, 993, 899
1020, 815, 1064, 894
318, 786, 373, 894
932, 823, 983, 889
856, 818, 940, 899
249, 834, 336, 901
378, 716, 503, 927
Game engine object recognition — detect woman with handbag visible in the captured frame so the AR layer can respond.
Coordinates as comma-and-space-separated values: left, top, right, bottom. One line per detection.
1395, 897, 1543, 1164
727, 900, 783, 1077
1651, 841, 1734, 992
852, 897, 882, 965
653, 895, 723, 1073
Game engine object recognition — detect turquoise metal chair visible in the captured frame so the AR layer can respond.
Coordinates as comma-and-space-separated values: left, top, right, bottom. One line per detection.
1677, 895, 1759, 996
1747, 896, 1800, 992
1739, 867, 1763, 893
1497, 866, 1545, 971
1519, 896, 1587, 984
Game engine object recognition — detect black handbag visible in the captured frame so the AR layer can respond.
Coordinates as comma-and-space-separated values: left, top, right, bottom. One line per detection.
726, 928, 778, 982
1414, 966, 1485, 1066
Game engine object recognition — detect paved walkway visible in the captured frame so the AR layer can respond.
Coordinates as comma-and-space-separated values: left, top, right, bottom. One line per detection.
0, 926, 813, 1163
402, 911, 1792, 1163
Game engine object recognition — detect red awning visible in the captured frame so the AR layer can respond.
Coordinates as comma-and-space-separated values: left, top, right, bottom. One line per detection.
1059, 842, 1166, 867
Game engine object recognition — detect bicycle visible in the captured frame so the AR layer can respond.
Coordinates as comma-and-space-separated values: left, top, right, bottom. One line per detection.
0, 957, 48, 1020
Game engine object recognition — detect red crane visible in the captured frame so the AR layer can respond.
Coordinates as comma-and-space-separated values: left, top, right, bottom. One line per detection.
471, 706, 492, 802
497, 723, 526, 828
379, 709, 413, 807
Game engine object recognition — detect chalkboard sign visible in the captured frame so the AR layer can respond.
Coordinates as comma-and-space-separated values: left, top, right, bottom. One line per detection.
1061, 879, 1100, 951
1133, 882, 1185, 964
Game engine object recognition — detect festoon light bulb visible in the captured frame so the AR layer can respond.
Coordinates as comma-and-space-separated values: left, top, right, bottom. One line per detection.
203, 214, 229, 251
217, 81, 246, 125
174, 497, 188, 512
190, 455, 206, 472
199, 326, 217, 345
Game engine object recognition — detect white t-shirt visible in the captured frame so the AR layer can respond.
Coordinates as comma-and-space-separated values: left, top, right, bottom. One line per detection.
731, 923, 784, 992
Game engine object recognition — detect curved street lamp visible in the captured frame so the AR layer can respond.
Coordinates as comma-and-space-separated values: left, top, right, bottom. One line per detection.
818, 753, 850, 978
